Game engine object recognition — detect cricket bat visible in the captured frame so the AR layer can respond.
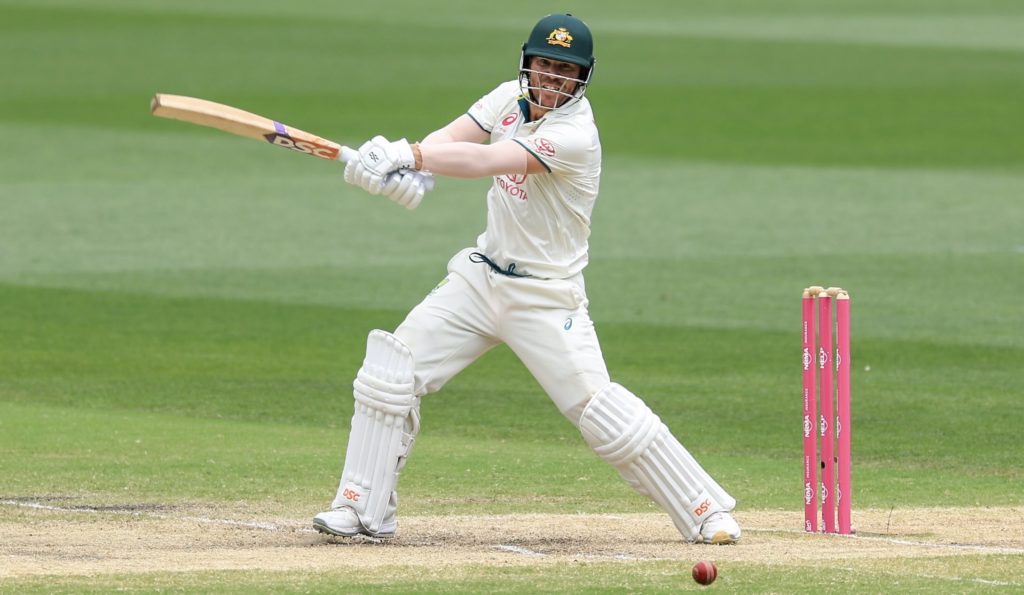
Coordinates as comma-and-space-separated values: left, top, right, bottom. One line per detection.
151, 94, 435, 192
150, 93, 360, 163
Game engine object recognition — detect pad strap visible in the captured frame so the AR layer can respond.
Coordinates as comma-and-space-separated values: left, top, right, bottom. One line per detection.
332, 330, 419, 533
579, 383, 736, 541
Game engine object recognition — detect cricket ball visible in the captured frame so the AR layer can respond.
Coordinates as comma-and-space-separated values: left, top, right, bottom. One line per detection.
692, 560, 717, 586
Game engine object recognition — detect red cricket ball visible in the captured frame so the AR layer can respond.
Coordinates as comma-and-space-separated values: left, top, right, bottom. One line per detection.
692, 560, 718, 585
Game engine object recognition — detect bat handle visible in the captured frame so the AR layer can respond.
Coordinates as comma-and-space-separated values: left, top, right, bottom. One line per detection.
339, 146, 435, 191
340, 146, 360, 163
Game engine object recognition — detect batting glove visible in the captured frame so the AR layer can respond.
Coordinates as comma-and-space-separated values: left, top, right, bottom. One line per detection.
343, 135, 416, 195
380, 170, 432, 210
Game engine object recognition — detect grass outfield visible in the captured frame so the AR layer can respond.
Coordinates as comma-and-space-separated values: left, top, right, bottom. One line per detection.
1, 0, 1022, 591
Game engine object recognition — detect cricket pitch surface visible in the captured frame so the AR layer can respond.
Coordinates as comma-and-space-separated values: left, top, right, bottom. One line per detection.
2, 501, 1021, 582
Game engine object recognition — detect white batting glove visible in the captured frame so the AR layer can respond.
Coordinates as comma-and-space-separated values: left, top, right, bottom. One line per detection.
343, 157, 378, 194
343, 135, 416, 195
380, 170, 432, 210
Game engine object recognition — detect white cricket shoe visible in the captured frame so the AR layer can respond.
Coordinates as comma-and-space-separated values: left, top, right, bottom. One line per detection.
313, 507, 396, 538
698, 511, 741, 544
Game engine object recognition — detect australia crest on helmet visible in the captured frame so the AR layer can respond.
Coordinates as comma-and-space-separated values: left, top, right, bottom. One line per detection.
547, 27, 573, 48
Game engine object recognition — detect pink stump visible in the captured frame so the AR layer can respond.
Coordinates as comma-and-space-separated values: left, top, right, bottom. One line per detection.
818, 293, 836, 533
801, 290, 818, 533
836, 293, 852, 534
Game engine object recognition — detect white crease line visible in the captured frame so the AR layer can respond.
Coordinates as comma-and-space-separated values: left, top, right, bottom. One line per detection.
494, 546, 670, 561
177, 516, 294, 532
749, 527, 1024, 555
916, 574, 1017, 587
0, 499, 317, 533
1, 500, 133, 514
494, 544, 545, 556
581, 552, 672, 561
855, 535, 1024, 555
839, 566, 1019, 588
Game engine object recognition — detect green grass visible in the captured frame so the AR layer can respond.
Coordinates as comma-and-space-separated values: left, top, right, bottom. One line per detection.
1, 284, 1018, 513
6, 558, 1024, 594
1, 0, 1022, 591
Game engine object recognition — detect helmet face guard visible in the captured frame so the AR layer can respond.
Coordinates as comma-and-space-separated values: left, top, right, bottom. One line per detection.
518, 54, 593, 110
518, 14, 595, 111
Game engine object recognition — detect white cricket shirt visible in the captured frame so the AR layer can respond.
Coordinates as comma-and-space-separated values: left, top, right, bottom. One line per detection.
466, 80, 601, 280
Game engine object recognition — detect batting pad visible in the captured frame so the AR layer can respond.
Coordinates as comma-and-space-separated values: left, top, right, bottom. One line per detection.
579, 383, 736, 541
332, 330, 419, 534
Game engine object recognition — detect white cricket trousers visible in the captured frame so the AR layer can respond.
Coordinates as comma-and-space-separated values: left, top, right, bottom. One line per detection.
394, 247, 611, 424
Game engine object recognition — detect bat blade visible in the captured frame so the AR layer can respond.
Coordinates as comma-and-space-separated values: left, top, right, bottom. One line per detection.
150, 93, 354, 161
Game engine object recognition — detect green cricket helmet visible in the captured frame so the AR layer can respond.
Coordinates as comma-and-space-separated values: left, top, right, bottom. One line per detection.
519, 13, 595, 109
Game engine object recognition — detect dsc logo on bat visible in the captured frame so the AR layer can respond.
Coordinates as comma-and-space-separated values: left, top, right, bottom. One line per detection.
264, 133, 339, 159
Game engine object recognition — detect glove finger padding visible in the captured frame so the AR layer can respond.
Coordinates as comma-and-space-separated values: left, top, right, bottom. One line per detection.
345, 158, 382, 195
381, 172, 403, 197
343, 159, 359, 186
359, 168, 384, 195
392, 172, 418, 209
403, 175, 426, 210
379, 171, 431, 210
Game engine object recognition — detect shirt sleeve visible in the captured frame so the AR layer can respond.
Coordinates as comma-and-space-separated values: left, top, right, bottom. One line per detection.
466, 81, 519, 135
517, 118, 600, 176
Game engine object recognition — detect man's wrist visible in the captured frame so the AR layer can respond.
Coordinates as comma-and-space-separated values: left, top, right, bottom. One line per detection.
411, 143, 423, 171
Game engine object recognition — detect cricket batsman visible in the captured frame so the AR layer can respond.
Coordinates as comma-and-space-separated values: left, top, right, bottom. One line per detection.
314, 13, 742, 545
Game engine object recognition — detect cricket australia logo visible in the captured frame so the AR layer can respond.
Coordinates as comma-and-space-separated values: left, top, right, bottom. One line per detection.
533, 137, 556, 157
547, 27, 573, 48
